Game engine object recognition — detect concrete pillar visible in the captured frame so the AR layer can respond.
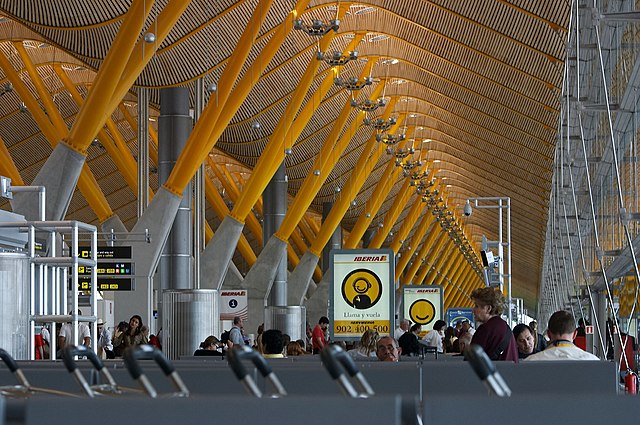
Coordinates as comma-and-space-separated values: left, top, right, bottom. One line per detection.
263, 163, 287, 306
157, 87, 193, 323
322, 202, 342, 272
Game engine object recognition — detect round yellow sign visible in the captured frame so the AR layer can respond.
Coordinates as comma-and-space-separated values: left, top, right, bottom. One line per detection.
409, 299, 436, 325
341, 269, 382, 310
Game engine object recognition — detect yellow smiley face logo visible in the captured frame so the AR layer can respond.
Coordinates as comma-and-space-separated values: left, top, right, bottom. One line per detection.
409, 299, 436, 325
341, 269, 382, 310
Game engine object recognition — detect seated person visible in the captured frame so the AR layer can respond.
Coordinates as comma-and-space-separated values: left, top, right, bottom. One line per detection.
376, 336, 401, 362
422, 320, 447, 353
347, 329, 379, 359
262, 329, 285, 358
398, 324, 421, 356
286, 341, 306, 356
513, 324, 538, 359
526, 310, 600, 361
194, 335, 223, 356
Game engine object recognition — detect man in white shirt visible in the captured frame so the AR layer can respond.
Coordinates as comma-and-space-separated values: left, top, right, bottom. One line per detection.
57, 311, 91, 356
526, 310, 600, 361
96, 319, 114, 359
394, 319, 410, 340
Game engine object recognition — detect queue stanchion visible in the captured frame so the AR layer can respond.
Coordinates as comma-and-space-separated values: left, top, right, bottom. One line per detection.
320, 344, 375, 398
0, 347, 81, 398
227, 345, 287, 398
123, 345, 189, 398
464, 344, 512, 397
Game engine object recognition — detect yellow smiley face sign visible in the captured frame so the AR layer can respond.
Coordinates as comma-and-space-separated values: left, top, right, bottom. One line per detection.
341, 269, 382, 310
408, 299, 436, 326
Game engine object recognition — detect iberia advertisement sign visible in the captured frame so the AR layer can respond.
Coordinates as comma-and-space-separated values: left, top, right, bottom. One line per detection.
330, 249, 395, 340
402, 285, 443, 327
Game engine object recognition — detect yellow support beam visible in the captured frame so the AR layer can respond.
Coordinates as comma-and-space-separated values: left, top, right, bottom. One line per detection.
210, 162, 263, 246
450, 265, 477, 307
433, 245, 460, 287
165, 0, 309, 197
0, 135, 23, 185
55, 65, 144, 200
389, 198, 427, 254
395, 211, 434, 281
112, 0, 193, 114
0, 50, 113, 221
423, 239, 455, 285
443, 260, 467, 306
204, 175, 257, 265
118, 103, 159, 165
401, 219, 438, 285
67, 0, 154, 154
229, 27, 357, 225
415, 231, 448, 285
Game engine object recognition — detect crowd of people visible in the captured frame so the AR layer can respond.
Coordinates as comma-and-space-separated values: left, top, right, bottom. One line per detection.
34, 295, 613, 366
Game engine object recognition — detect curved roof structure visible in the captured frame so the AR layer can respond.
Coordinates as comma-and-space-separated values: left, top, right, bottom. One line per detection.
0, 1, 571, 313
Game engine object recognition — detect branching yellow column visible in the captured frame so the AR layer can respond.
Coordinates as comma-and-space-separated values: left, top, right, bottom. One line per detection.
165, 0, 311, 197
416, 231, 449, 285
401, 219, 439, 285
433, 245, 461, 287
390, 199, 427, 253
66, 0, 154, 154
0, 135, 23, 185
423, 240, 454, 285
118, 103, 159, 165
0, 50, 113, 221
449, 266, 477, 308
395, 211, 434, 282
443, 260, 467, 306
204, 176, 257, 265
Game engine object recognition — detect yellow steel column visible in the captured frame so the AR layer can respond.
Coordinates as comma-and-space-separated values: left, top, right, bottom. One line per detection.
395, 212, 434, 282
433, 245, 461, 287
165, 0, 311, 197
210, 162, 263, 245
369, 166, 435, 248
401, 220, 439, 285
415, 231, 449, 285
389, 199, 427, 254
450, 266, 480, 307
307, 134, 384, 255
112, 0, 193, 112
67, 0, 154, 154
118, 103, 159, 165
204, 176, 257, 265
0, 135, 23, 185
274, 62, 381, 241
443, 260, 467, 307
0, 50, 113, 221
55, 65, 142, 198
423, 240, 454, 285
229, 29, 359, 224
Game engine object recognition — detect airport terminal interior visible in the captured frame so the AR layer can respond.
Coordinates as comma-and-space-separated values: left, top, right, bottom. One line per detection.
0, 0, 639, 423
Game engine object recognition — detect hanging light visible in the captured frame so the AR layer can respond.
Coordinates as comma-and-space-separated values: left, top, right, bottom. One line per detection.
375, 132, 404, 145
351, 96, 387, 112
334, 75, 373, 91
293, 18, 340, 36
363, 116, 396, 131
316, 50, 358, 66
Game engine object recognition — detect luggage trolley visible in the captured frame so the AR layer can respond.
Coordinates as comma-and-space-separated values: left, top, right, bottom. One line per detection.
122, 344, 190, 398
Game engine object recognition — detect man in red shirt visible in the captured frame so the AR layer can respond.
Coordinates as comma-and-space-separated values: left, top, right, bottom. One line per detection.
312, 316, 330, 354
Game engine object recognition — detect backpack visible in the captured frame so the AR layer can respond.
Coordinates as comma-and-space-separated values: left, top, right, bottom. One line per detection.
220, 330, 230, 344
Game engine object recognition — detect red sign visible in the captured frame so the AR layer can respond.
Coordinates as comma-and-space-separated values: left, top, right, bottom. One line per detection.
585, 325, 594, 334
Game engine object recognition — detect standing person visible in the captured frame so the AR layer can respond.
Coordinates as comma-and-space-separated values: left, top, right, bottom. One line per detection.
422, 320, 447, 353
96, 319, 114, 359
394, 319, 411, 340
470, 287, 518, 362
227, 316, 244, 347
312, 316, 330, 354
58, 310, 91, 356
526, 310, 600, 361
112, 315, 148, 357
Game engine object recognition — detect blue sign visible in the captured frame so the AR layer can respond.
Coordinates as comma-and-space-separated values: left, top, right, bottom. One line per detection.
446, 308, 474, 327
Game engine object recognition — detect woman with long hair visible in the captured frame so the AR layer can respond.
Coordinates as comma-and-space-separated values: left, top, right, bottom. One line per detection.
112, 314, 148, 357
